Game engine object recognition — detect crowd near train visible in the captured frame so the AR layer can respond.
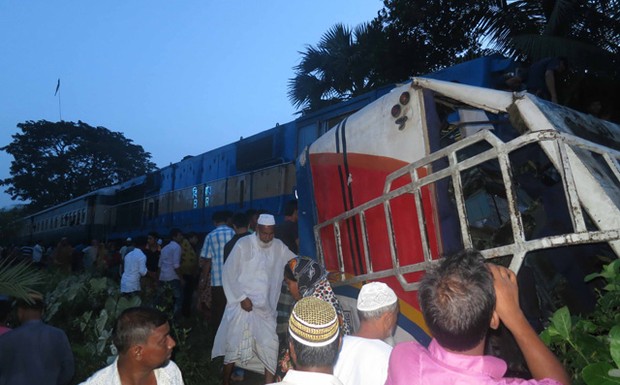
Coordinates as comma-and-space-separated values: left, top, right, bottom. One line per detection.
9, 54, 620, 342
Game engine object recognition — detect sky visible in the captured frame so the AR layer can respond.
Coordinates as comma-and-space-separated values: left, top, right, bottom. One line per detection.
0, 0, 383, 208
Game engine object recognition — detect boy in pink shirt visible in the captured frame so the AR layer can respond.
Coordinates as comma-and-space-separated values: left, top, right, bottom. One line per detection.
386, 250, 570, 385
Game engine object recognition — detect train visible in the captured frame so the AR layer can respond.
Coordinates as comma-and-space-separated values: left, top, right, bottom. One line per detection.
15, 54, 620, 342
17, 55, 516, 246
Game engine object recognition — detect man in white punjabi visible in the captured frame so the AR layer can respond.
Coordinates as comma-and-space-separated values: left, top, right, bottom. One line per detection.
334, 282, 399, 385
268, 296, 343, 385
212, 214, 296, 385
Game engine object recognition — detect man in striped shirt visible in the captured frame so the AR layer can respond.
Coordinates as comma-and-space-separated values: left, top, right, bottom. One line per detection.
200, 211, 235, 335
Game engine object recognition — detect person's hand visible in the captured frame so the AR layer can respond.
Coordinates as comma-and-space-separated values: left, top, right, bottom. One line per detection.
488, 264, 525, 330
241, 297, 253, 312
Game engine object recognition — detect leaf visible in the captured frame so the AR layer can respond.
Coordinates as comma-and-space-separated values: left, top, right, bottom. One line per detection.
104, 297, 116, 316
583, 362, 620, 385
95, 310, 109, 335
0, 258, 44, 301
551, 306, 572, 340
89, 277, 108, 292
610, 325, 620, 370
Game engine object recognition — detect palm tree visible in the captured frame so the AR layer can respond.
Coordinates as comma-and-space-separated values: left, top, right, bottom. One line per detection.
0, 258, 44, 301
288, 23, 384, 113
477, 0, 620, 75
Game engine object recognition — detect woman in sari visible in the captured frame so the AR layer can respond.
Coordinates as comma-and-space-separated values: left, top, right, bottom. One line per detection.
275, 256, 351, 380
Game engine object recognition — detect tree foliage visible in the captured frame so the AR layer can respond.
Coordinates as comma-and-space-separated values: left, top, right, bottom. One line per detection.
288, 0, 497, 113
1, 120, 156, 210
373, 0, 495, 81
477, 0, 620, 77
288, 23, 386, 113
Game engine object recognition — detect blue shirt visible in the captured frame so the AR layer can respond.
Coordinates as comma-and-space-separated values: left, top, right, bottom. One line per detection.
0, 319, 74, 385
200, 225, 234, 286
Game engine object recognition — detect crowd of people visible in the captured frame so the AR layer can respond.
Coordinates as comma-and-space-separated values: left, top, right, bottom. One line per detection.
0, 199, 572, 385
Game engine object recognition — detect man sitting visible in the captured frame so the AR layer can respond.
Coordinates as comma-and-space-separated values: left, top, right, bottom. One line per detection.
386, 249, 570, 385
269, 296, 343, 385
334, 282, 398, 385
80, 306, 183, 385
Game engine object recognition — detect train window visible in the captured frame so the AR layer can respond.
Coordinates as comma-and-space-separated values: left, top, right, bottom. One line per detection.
148, 201, 154, 219
81, 209, 86, 224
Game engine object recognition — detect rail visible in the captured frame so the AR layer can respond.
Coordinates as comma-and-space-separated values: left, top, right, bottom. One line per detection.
314, 129, 620, 291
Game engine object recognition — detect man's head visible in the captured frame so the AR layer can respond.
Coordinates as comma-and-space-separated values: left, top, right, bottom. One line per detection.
231, 212, 249, 233
187, 232, 199, 246
284, 199, 298, 222
112, 307, 176, 368
418, 249, 495, 352
212, 211, 228, 226
147, 232, 159, 246
256, 214, 275, 247
169, 228, 183, 243
557, 56, 568, 73
288, 296, 341, 370
16, 293, 45, 323
357, 282, 399, 339
245, 209, 258, 231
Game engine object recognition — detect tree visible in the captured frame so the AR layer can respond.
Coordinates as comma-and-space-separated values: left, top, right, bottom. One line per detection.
2, 120, 157, 210
477, 0, 620, 75
477, 0, 620, 112
288, 1, 498, 113
373, 0, 495, 81
288, 23, 386, 113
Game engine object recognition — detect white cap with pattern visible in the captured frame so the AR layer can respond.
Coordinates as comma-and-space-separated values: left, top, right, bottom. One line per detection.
357, 282, 397, 311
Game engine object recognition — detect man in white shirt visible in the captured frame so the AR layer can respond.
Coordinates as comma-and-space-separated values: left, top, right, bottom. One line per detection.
120, 241, 148, 295
32, 241, 44, 266
159, 229, 184, 316
212, 214, 295, 385
80, 307, 183, 385
334, 282, 398, 385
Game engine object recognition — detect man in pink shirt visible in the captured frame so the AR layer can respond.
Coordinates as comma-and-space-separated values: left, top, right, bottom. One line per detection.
386, 249, 570, 385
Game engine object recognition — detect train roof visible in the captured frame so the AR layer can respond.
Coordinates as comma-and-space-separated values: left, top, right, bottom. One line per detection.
20, 185, 118, 219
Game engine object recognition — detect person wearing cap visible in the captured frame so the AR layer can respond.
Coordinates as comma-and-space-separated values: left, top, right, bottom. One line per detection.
333, 282, 398, 385
385, 249, 570, 385
80, 307, 183, 385
276, 257, 351, 381
212, 213, 296, 385
199, 211, 235, 332
268, 296, 343, 385
120, 237, 134, 260
0, 294, 75, 385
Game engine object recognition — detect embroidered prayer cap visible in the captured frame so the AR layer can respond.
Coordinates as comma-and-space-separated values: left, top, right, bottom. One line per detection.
357, 282, 398, 311
257, 213, 276, 226
289, 296, 339, 347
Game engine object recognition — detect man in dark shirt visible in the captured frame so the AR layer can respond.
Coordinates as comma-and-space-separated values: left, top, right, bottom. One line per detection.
275, 199, 299, 254
526, 57, 568, 104
0, 294, 74, 385
224, 212, 252, 261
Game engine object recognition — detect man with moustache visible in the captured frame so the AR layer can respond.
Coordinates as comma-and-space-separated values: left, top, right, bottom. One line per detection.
212, 214, 296, 385
80, 307, 183, 385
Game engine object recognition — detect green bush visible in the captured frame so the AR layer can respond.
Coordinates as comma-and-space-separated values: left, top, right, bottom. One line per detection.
541, 259, 620, 385
42, 271, 219, 385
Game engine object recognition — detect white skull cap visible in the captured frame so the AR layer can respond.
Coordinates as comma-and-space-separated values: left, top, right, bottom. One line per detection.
257, 214, 276, 226
357, 282, 397, 311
